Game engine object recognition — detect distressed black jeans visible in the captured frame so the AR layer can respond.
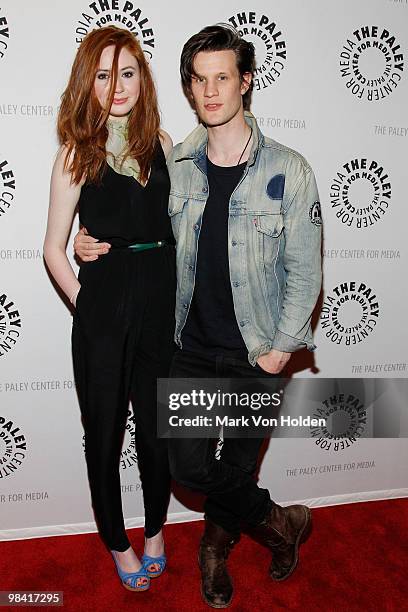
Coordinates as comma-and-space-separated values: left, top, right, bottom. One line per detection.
167, 349, 280, 536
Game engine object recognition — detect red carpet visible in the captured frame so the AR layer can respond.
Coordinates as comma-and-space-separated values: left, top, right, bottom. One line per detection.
1, 499, 407, 611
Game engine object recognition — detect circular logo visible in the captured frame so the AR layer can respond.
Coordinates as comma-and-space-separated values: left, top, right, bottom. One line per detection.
75, 1, 155, 58
309, 201, 322, 226
82, 409, 136, 471
340, 25, 404, 101
0, 157, 16, 218
0, 11, 9, 61
120, 409, 137, 470
320, 282, 380, 346
310, 393, 366, 451
228, 11, 287, 91
0, 293, 22, 358
0, 415, 27, 478
330, 158, 391, 229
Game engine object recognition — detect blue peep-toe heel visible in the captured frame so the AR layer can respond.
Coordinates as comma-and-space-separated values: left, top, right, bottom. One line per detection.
141, 553, 167, 578
111, 551, 151, 591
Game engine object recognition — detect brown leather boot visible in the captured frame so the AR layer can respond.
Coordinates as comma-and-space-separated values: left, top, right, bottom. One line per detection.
255, 503, 312, 581
198, 518, 237, 608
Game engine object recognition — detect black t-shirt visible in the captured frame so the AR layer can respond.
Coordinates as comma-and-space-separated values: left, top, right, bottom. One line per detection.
181, 157, 247, 357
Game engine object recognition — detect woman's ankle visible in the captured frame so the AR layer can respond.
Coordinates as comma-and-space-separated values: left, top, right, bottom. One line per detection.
144, 530, 164, 557
112, 547, 142, 571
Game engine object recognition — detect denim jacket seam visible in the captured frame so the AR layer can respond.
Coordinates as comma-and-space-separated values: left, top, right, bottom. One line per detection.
284, 167, 312, 213
273, 242, 282, 318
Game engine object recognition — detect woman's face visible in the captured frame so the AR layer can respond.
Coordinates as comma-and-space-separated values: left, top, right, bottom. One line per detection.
94, 45, 141, 118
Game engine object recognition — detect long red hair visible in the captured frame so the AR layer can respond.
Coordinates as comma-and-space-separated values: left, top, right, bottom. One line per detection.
58, 26, 160, 185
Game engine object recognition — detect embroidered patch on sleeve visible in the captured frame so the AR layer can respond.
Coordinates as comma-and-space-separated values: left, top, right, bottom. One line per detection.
266, 174, 285, 200
309, 201, 322, 225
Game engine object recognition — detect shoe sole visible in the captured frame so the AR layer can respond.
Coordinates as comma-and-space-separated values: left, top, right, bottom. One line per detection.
146, 570, 165, 578
270, 506, 312, 582
142, 555, 166, 578
200, 585, 233, 609
197, 551, 233, 609
122, 582, 150, 592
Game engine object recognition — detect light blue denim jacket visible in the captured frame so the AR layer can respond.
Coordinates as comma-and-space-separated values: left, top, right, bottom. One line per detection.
167, 112, 322, 366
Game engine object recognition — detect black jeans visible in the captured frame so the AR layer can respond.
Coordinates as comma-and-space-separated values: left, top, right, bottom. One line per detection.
168, 349, 279, 536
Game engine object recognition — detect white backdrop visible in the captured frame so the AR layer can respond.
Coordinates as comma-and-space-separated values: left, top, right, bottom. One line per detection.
1, 0, 407, 540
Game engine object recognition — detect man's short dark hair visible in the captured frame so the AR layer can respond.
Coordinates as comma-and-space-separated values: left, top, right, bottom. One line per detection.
180, 24, 255, 109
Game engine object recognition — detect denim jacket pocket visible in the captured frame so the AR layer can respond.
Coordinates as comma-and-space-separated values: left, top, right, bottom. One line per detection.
255, 213, 284, 238
168, 195, 188, 241
253, 213, 285, 307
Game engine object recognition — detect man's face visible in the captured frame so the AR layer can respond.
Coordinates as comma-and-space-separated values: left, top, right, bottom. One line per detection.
189, 49, 251, 127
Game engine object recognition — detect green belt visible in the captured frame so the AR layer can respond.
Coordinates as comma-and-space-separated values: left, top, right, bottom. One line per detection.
127, 241, 166, 252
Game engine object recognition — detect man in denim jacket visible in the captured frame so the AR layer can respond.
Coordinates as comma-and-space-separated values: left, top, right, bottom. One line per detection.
166, 25, 321, 608
169, 113, 320, 367
75, 24, 322, 609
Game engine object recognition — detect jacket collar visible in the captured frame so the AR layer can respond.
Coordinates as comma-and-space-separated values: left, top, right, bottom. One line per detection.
175, 111, 264, 168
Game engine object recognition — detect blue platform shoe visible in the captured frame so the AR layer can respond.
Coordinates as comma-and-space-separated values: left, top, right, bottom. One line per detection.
141, 553, 167, 578
111, 551, 151, 591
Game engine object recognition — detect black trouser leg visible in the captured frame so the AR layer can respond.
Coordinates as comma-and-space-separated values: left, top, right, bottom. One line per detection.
130, 274, 175, 538
72, 317, 133, 552
167, 350, 274, 532
204, 437, 266, 536
204, 355, 278, 534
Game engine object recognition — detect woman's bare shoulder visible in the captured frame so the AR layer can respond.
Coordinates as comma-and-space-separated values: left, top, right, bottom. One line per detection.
159, 129, 174, 159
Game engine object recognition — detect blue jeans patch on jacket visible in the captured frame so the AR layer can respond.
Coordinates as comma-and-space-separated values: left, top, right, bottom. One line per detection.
267, 174, 285, 200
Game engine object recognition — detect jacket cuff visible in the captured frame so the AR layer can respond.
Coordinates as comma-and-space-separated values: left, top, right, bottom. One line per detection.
272, 329, 316, 353
248, 341, 275, 367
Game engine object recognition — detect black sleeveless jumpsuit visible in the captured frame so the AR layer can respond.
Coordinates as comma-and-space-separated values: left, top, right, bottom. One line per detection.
72, 142, 176, 551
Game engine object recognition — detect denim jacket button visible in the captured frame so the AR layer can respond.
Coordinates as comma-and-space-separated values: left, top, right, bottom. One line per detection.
231, 240, 237, 246
193, 224, 199, 231
232, 281, 239, 287
183, 303, 188, 309
202, 187, 207, 193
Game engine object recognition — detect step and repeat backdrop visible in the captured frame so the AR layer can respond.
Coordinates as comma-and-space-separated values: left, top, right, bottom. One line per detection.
1, 0, 407, 540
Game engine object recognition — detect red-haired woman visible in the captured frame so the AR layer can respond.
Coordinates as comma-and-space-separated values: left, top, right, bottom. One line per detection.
43, 26, 175, 592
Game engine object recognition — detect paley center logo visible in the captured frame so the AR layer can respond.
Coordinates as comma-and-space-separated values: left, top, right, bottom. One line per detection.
82, 409, 136, 470
320, 282, 380, 346
0, 293, 22, 358
340, 25, 404, 101
0, 9, 9, 60
310, 393, 366, 452
330, 157, 391, 229
0, 415, 27, 478
75, 0, 155, 58
0, 157, 16, 218
227, 11, 287, 91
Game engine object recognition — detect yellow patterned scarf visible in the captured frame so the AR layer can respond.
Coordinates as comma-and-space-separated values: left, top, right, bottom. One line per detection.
106, 115, 141, 182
